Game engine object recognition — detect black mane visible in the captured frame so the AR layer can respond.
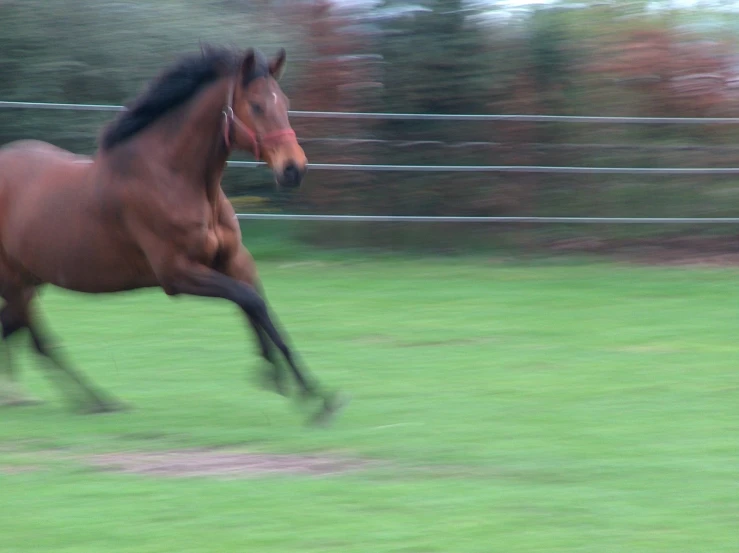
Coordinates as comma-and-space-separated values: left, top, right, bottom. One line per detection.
100, 45, 269, 151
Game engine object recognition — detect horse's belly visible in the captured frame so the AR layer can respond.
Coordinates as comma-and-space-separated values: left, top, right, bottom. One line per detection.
0, 159, 156, 292
16, 238, 155, 293
53, 251, 155, 293
5, 209, 155, 293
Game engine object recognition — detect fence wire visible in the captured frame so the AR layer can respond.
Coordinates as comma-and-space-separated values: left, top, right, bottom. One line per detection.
4, 99, 739, 224
4, 100, 739, 124
229, 160, 739, 174
235, 214, 739, 224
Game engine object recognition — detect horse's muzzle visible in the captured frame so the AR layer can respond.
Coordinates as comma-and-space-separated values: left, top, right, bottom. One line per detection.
276, 161, 305, 188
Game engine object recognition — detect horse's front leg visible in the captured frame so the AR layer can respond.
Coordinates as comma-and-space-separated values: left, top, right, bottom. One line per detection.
159, 256, 345, 425
213, 245, 288, 395
246, 298, 290, 397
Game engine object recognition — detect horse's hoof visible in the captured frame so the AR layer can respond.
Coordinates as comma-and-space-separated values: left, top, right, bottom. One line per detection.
307, 393, 350, 428
0, 396, 45, 408
0, 383, 44, 407
255, 367, 289, 397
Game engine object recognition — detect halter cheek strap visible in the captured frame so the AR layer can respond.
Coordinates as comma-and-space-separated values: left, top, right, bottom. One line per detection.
222, 82, 297, 161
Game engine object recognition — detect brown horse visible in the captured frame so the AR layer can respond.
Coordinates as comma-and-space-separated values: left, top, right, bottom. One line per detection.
0, 46, 345, 425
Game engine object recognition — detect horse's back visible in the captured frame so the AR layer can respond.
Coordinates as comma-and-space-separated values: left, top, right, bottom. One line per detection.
0, 139, 94, 222
0, 139, 91, 167
0, 139, 114, 287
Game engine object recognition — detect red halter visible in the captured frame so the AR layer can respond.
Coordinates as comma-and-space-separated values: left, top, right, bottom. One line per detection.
222, 81, 296, 161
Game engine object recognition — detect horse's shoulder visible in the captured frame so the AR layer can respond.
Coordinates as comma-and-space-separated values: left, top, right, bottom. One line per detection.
214, 193, 243, 249
216, 192, 238, 223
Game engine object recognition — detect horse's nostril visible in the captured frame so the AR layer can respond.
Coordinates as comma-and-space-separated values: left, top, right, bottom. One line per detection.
285, 162, 299, 179
282, 162, 302, 187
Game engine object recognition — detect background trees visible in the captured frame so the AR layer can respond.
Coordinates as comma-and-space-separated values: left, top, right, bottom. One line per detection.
2, 0, 738, 250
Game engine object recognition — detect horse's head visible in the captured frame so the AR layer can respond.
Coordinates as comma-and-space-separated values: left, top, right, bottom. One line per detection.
224, 48, 307, 189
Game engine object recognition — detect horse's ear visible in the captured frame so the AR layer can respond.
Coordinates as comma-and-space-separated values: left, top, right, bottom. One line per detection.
240, 48, 256, 83
269, 48, 287, 81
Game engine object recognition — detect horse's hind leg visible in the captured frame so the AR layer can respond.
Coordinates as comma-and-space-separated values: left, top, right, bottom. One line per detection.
28, 321, 126, 414
4, 287, 124, 413
0, 303, 43, 406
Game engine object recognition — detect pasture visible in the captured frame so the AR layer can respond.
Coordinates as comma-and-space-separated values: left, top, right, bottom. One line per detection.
2, 255, 738, 552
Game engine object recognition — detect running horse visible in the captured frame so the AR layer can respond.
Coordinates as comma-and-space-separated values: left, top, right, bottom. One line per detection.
0, 46, 346, 425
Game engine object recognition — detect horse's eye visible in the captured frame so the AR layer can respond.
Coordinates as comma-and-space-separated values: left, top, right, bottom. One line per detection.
251, 103, 263, 115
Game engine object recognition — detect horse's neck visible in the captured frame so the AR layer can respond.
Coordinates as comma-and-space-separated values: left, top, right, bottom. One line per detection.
152, 78, 230, 200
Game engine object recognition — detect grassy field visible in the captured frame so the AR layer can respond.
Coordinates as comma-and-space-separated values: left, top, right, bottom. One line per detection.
1, 256, 738, 553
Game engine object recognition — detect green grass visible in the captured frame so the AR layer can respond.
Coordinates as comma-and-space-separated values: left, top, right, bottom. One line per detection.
1, 257, 738, 552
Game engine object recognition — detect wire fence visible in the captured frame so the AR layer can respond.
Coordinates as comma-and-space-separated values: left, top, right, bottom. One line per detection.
3, 99, 739, 224
229, 160, 739, 175
4, 100, 739, 124
5, 99, 739, 174
235, 214, 739, 224
298, 138, 739, 152
5, 100, 739, 151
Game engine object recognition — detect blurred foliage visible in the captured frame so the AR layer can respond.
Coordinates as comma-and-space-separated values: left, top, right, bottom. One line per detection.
296, 0, 739, 250
2, 0, 739, 252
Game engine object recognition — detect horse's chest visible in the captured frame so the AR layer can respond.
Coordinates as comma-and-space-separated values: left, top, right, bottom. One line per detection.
177, 207, 231, 268
195, 222, 223, 266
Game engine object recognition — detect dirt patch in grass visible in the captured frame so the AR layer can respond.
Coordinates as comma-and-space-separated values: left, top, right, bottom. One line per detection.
0, 464, 42, 474
83, 449, 371, 478
0, 445, 584, 483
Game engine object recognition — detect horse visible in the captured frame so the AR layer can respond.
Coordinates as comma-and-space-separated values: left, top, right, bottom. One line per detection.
0, 45, 346, 425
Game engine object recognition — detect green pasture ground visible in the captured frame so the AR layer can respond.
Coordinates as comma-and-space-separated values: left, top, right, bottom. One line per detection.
1, 257, 737, 552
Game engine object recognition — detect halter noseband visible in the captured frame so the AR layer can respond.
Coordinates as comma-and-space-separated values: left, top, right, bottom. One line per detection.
222, 81, 296, 161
